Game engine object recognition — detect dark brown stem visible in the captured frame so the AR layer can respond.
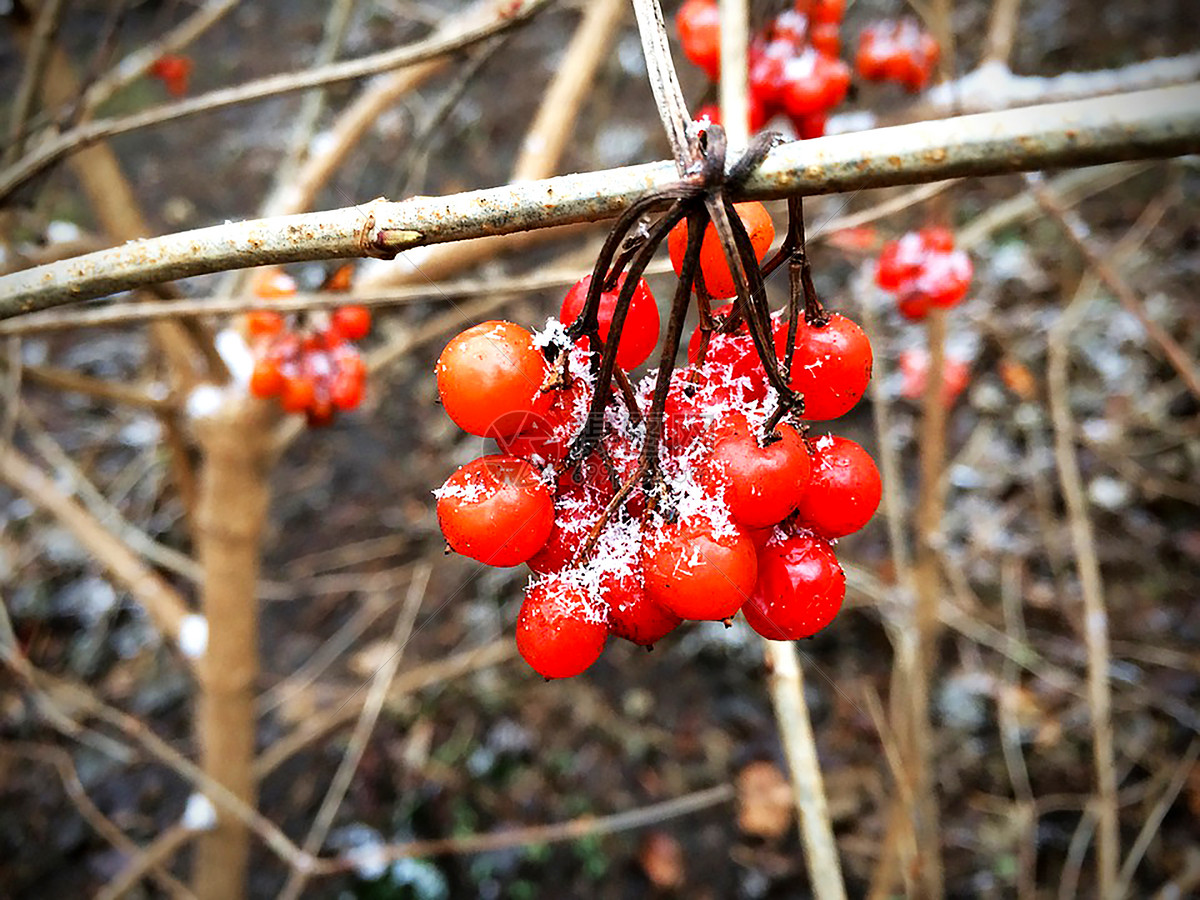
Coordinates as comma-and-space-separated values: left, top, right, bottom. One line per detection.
569, 199, 689, 462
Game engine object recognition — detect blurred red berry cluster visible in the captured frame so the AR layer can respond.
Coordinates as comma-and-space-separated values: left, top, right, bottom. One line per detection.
679, 0, 850, 137
856, 18, 940, 92
242, 268, 371, 427
875, 227, 973, 320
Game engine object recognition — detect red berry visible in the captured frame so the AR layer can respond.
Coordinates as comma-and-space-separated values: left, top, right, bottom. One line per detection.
676, 0, 721, 81
331, 305, 372, 341
497, 375, 590, 464
856, 19, 939, 92
559, 274, 660, 370
642, 518, 757, 620
246, 310, 285, 338
686, 305, 768, 399
605, 570, 681, 647
810, 21, 841, 56
436, 455, 554, 566
780, 51, 850, 118
279, 376, 316, 413
249, 358, 285, 397
329, 370, 365, 410
810, 0, 845, 25
150, 54, 193, 96
706, 423, 811, 528
516, 576, 608, 678
526, 477, 607, 574
668, 202, 775, 300
774, 313, 873, 420
742, 532, 845, 640
899, 348, 970, 407
252, 268, 297, 299
793, 434, 881, 538
435, 321, 554, 438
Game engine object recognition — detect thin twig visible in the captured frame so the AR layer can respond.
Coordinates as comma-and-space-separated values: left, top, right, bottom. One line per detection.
96, 825, 196, 900
1030, 174, 1200, 402
0, 0, 554, 202
1047, 265, 1120, 898
0, 445, 194, 649
254, 638, 517, 777
0, 743, 195, 899
1113, 738, 1200, 899
262, 0, 360, 210
81, 0, 242, 114
310, 784, 736, 875
277, 564, 430, 900
5, 0, 66, 165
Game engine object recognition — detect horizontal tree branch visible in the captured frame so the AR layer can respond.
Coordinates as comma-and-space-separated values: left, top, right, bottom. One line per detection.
1, 84, 1197, 317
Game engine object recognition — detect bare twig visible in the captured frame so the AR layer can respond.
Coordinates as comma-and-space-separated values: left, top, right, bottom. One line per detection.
0, 0, 554, 202
263, 0, 360, 209
19, 363, 173, 412
718, 0, 751, 145
1113, 738, 1200, 899
277, 565, 430, 900
81, 0, 242, 114
1047, 267, 1119, 898
0, 445, 194, 649
0, 743, 194, 899
1030, 175, 1200, 402
96, 825, 196, 900
981, 0, 1022, 67
13, 664, 314, 873
5, 0, 66, 165
255, 638, 516, 777
310, 784, 735, 875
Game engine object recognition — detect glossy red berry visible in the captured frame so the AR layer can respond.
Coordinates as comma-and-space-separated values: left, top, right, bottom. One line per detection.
436, 321, 554, 438
605, 570, 681, 647
559, 274, 660, 370
516, 576, 608, 678
642, 519, 757, 620
687, 305, 768, 399
676, 0, 721, 81
780, 50, 850, 119
793, 434, 881, 538
436, 455, 554, 566
742, 531, 845, 640
526, 477, 607, 574
668, 202, 775, 300
706, 423, 811, 528
331, 305, 371, 341
774, 313, 873, 420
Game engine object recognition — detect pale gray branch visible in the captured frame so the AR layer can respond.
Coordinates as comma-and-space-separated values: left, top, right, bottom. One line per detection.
2, 84, 1198, 317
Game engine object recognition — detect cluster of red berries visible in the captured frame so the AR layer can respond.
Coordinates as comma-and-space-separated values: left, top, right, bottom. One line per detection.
679, 0, 850, 138
434, 202, 881, 679
149, 54, 194, 97
245, 305, 371, 427
875, 227, 973, 320
855, 18, 940, 92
